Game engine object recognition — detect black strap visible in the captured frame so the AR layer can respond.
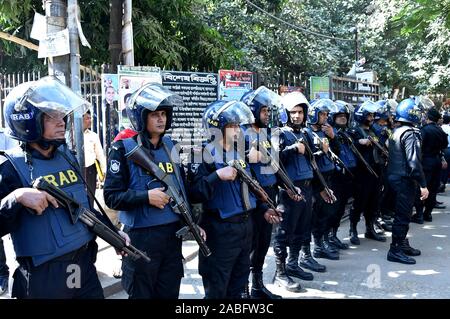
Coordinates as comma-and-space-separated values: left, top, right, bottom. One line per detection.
136, 134, 189, 204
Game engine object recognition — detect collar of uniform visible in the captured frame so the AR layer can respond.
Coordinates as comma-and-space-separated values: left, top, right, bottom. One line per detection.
25, 144, 57, 160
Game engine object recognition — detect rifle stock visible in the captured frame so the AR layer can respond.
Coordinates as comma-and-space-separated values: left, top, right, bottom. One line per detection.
126, 145, 211, 257
296, 130, 337, 203
339, 130, 379, 178
227, 159, 279, 212
32, 177, 151, 263
255, 140, 305, 201
367, 135, 389, 158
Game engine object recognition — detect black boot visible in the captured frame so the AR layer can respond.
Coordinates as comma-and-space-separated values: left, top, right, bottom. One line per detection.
323, 231, 339, 253
365, 220, 387, 242
273, 260, 303, 292
299, 244, 326, 273
313, 236, 339, 260
250, 272, 282, 299
399, 239, 421, 256
329, 228, 349, 250
387, 243, 416, 264
349, 222, 360, 245
411, 214, 424, 224
423, 211, 432, 222
286, 248, 314, 281
241, 283, 250, 299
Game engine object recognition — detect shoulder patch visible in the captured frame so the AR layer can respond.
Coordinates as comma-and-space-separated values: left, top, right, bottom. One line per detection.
110, 160, 121, 174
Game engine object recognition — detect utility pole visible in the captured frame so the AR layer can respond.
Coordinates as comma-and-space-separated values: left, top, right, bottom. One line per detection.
354, 27, 359, 63
122, 0, 134, 66
67, 0, 85, 175
44, 0, 69, 82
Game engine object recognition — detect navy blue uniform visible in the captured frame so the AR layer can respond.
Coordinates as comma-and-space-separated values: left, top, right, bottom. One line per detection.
0, 145, 103, 299
416, 122, 448, 220
189, 143, 263, 299
304, 127, 339, 242
244, 128, 277, 275
104, 135, 184, 299
331, 129, 357, 230
388, 126, 427, 242
272, 127, 314, 261
348, 126, 380, 225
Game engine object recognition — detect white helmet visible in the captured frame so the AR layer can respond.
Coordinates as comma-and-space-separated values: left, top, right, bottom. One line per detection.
282, 92, 311, 112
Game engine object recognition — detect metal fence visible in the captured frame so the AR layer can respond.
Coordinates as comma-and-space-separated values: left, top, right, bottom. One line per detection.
0, 66, 106, 145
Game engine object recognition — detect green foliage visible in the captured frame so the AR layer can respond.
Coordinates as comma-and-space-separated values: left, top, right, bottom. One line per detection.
0, 0, 448, 95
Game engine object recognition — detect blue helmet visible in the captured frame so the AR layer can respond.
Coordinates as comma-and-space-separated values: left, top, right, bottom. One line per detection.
4, 76, 90, 143
374, 99, 397, 121
394, 97, 423, 125
329, 100, 351, 127
126, 83, 182, 133
308, 99, 334, 125
202, 100, 255, 131
241, 86, 282, 128
354, 100, 379, 124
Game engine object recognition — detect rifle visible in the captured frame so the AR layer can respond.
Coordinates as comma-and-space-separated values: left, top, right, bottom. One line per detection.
367, 135, 389, 158
32, 177, 151, 263
291, 130, 337, 203
227, 159, 280, 213
338, 130, 379, 179
253, 139, 305, 202
125, 145, 212, 257
310, 130, 354, 179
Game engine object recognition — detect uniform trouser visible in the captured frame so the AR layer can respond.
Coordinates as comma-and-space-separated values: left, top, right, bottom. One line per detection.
0, 238, 8, 277
11, 240, 103, 299
312, 173, 338, 239
440, 147, 450, 185
273, 181, 313, 260
388, 176, 417, 242
416, 158, 442, 215
378, 165, 396, 216
350, 170, 379, 224
121, 222, 184, 299
330, 171, 354, 230
199, 212, 253, 299
250, 185, 276, 274
85, 164, 97, 208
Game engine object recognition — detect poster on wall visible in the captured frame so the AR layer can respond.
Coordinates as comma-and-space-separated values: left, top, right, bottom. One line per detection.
161, 71, 218, 146
309, 76, 330, 100
117, 65, 162, 130
218, 70, 254, 101
101, 74, 119, 106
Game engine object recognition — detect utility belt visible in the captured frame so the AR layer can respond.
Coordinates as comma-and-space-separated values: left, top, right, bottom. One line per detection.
17, 240, 94, 268
208, 210, 251, 224
294, 179, 312, 188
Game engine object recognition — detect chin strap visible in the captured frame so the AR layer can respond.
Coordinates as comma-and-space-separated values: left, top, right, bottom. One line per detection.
37, 139, 66, 150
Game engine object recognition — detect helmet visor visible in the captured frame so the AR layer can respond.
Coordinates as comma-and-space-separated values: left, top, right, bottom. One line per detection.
128, 84, 184, 111
25, 76, 90, 119
360, 101, 379, 114
246, 86, 283, 109
213, 101, 255, 126
416, 96, 434, 110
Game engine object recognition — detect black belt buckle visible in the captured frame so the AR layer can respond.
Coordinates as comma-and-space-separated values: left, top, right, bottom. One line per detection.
224, 212, 249, 223
299, 179, 311, 187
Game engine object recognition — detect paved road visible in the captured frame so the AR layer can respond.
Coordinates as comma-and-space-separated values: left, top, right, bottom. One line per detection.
110, 191, 450, 299
3, 191, 450, 299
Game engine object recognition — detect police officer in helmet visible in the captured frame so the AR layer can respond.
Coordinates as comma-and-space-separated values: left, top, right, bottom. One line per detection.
241, 86, 283, 299
387, 98, 428, 264
190, 100, 280, 299
104, 83, 203, 298
0, 76, 125, 298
